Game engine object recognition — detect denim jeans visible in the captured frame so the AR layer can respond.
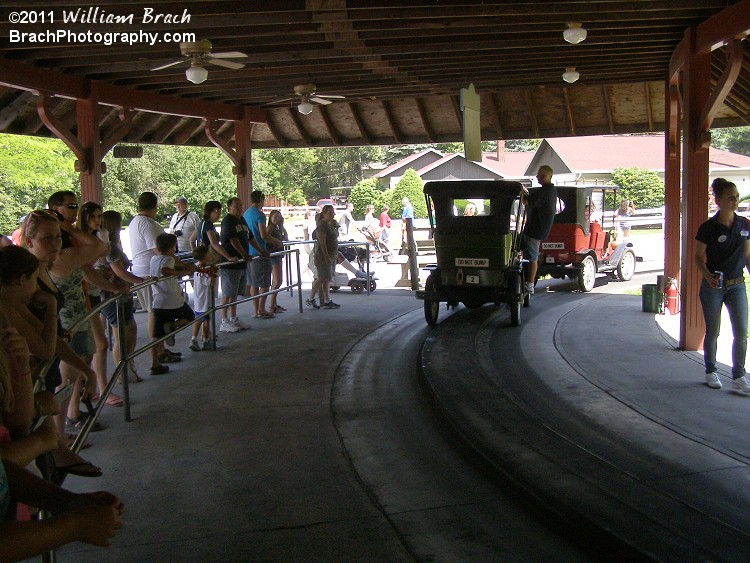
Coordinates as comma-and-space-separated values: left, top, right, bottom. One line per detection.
699, 281, 748, 378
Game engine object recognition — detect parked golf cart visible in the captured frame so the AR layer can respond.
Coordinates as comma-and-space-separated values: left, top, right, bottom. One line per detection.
416, 180, 529, 326
535, 185, 636, 292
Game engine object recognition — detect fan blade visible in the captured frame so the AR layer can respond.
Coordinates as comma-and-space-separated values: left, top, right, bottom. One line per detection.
264, 97, 296, 106
207, 58, 244, 70
310, 96, 333, 105
317, 94, 346, 99
209, 51, 247, 59
151, 59, 185, 71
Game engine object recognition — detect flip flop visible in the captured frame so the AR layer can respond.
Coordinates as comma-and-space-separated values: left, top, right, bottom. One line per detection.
271, 305, 287, 313
105, 395, 124, 407
64, 434, 90, 450
55, 461, 102, 478
253, 311, 275, 319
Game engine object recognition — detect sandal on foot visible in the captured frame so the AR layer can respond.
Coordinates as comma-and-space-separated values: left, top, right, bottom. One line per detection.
55, 461, 102, 478
273, 305, 287, 313
150, 364, 169, 375
164, 349, 182, 357
65, 415, 103, 432
105, 395, 124, 407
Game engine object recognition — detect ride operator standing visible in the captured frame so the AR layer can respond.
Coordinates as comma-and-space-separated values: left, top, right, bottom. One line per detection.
694, 178, 750, 392
521, 165, 557, 294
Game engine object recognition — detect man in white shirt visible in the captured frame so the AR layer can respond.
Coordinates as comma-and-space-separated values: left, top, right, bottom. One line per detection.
129, 191, 165, 344
167, 196, 200, 254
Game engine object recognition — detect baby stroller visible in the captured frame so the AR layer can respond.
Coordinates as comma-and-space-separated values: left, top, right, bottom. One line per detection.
359, 225, 392, 262
309, 243, 378, 294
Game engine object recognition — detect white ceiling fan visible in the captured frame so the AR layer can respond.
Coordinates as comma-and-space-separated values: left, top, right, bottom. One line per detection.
267, 84, 346, 114
150, 39, 246, 84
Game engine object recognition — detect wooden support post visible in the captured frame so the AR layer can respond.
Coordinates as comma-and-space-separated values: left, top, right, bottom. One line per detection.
664, 83, 681, 283
76, 96, 103, 203
680, 28, 711, 351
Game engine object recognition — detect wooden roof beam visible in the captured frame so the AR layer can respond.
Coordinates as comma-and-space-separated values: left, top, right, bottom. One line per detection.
349, 103, 372, 145
318, 105, 341, 146
524, 90, 540, 138
488, 93, 504, 139
265, 114, 288, 148
563, 89, 576, 136
151, 116, 185, 144
287, 107, 312, 147
644, 83, 654, 130
128, 112, 162, 143
0, 91, 34, 130
415, 98, 435, 143
602, 86, 615, 134
381, 100, 402, 144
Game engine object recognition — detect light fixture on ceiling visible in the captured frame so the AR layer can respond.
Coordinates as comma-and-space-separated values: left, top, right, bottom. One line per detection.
562, 67, 580, 83
186, 63, 208, 84
563, 22, 587, 44
298, 100, 314, 115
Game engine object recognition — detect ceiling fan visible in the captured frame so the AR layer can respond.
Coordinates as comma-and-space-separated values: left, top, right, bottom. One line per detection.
150, 39, 246, 84
267, 84, 345, 114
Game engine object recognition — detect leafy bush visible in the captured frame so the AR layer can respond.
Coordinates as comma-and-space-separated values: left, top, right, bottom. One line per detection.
386, 168, 427, 218
610, 167, 664, 209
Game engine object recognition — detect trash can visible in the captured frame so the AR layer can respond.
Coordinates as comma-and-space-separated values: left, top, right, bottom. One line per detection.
642, 284, 660, 313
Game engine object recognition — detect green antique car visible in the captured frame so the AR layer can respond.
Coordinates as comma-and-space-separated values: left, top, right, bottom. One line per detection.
416, 180, 529, 326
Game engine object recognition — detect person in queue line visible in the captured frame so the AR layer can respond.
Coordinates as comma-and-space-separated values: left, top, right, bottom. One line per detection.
100, 211, 145, 384
307, 204, 340, 310
167, 196, 200, 254
219, 197, 254, 333
0, 270, 59, 470
46, 192, 114, 437
148, 233, 196, 375
0, 456, 124, 561
2, 233, 103, 478
243, 191, 280, 320
521, 165, 558, 295
128, 192, 181, 365
695, 178, 750, 392
266, 209, 289, 314
189, 245, 218, 352
196, 201, 235, 264
77, 202, 124, 408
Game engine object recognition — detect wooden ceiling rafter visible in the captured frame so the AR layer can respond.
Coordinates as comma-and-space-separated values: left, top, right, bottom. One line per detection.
317, 104, 342, 146
287, 107, 313, 146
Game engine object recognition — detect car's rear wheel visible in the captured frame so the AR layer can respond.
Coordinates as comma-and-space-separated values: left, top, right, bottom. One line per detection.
617, 249, 636, 281
424, 274, 440, 325
578, 256, 596, 292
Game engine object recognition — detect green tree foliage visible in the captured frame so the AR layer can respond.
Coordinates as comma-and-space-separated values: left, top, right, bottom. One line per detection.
348, 178, 383, 218
384, 168, 427, 218
610, 167, 664, 209
505, 139, 542, 152
253, 148, 317, 205
309, 146, 383, 201
711, 127, 750, 156
0, 135, 77, 233
381, 142, 499, 165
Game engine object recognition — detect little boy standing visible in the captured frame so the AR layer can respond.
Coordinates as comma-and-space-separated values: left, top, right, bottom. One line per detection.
190, 245, 218, 351
149, 233, 196, 375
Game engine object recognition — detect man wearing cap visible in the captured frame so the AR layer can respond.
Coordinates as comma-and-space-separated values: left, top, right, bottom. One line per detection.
168, 196, 200, 254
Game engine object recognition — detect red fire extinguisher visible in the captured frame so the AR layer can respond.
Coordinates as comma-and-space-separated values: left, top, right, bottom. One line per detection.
665, 277, 679, 315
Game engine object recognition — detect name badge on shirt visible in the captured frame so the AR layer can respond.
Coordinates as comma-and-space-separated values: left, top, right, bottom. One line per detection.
718, 235, 727, 243
742, 230, 749, 237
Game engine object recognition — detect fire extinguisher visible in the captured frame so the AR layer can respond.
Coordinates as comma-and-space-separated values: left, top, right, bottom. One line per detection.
665, 277, 679, 315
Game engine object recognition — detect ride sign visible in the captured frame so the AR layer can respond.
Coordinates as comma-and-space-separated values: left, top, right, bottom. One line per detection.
455, 257, 489, 267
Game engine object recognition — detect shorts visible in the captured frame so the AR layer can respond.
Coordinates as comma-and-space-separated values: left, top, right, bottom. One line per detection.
521, 234, 541, 262
313, 254, 334, 281
270, 255, 283, 267
100, 297, 134, 327
70, 328, 96, 357
219, 267, 246, 299
135, 285, 153, 313
248, 256, 272, 288
152, 304, 195, 338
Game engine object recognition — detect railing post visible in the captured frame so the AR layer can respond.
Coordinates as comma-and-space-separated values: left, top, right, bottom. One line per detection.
116, 294, 132, 423
405, 218, 419, 290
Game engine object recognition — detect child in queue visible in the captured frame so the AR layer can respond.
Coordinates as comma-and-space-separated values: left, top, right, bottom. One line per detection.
149, 233, 196, 375
189, 245, 218, 352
